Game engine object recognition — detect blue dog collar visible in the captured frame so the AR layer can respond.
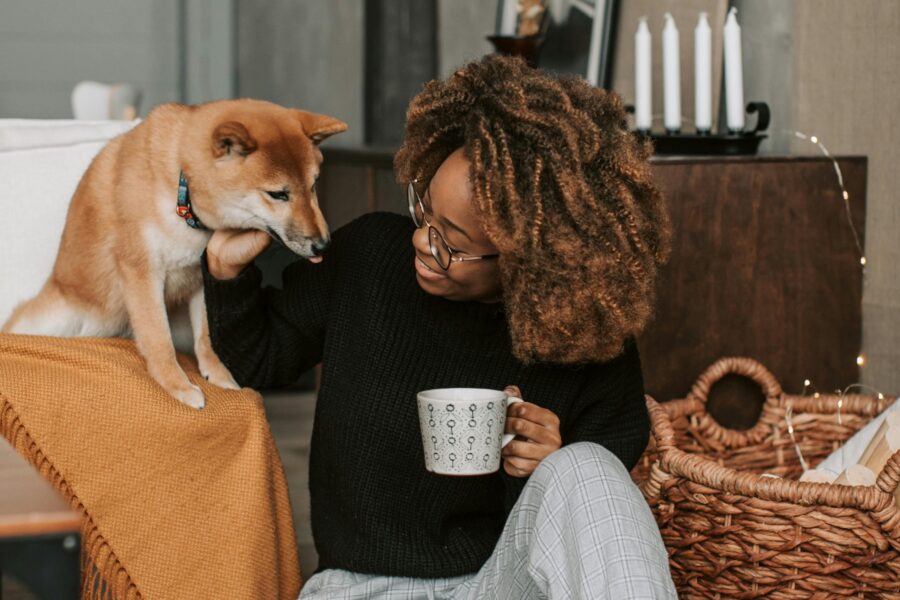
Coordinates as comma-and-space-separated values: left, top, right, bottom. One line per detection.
175, 170, 208, 230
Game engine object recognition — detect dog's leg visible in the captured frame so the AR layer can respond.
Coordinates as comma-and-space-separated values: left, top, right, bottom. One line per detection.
121, 266, 205, 409
189, 289, 239, 390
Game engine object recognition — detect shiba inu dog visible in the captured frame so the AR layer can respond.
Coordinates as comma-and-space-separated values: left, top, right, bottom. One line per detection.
2, 99, 347, 409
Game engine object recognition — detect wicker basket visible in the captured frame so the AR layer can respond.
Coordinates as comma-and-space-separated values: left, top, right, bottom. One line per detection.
634, 357, 900, 599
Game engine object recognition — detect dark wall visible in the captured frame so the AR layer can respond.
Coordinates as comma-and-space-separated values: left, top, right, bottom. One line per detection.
364, 0, 438, 145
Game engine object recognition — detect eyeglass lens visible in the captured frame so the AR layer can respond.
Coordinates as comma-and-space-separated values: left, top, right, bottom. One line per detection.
408, 182, 452, 269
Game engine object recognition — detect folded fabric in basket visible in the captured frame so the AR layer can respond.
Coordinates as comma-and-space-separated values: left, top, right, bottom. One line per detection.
816, 395, 900, 476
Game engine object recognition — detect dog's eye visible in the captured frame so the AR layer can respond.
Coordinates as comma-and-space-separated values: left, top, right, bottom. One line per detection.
266, 190, 289, 202
311, 181, 317, 194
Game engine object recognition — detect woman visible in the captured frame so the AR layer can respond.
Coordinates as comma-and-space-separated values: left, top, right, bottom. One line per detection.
202, 55, 676, 598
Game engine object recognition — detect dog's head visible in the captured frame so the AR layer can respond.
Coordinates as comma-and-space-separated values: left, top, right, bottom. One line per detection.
183, 100, 347, 259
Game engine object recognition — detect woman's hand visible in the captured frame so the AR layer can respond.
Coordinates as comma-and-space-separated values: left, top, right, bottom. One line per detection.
206, 229, 272, 280
501, 385, 562, 478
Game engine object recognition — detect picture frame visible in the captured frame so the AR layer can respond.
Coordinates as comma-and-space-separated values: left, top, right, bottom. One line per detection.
536, 0, 621, 89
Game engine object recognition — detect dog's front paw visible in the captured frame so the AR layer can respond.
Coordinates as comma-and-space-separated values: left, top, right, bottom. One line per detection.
199, 360, 240, 390
206, 370, 240, 390
172, 383, 206, 410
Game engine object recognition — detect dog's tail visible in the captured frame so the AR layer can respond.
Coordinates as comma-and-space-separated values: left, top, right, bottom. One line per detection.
2, 282, 118, 337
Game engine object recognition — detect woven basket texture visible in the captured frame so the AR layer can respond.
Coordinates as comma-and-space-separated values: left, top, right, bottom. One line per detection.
632, 357, 900, 599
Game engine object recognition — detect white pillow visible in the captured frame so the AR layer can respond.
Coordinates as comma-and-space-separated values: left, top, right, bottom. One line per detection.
0, 141, 112, 325
0, 120, 138, 322
0, 119, 138, 152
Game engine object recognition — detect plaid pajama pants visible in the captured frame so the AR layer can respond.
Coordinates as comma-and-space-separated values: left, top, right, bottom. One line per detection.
298, 442, 676, 599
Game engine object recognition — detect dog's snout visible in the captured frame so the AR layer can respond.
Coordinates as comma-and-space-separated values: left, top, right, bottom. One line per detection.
312, 239, 330, 255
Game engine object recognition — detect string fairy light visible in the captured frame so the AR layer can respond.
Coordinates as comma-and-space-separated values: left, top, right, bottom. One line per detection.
792, 379, 890, 477
787, 385, 844, 474
801, 378, 821, 398
788, 129, 866, 268
839, 382, 885, 400
784, 403, 810, 473
787, 129, 870, 385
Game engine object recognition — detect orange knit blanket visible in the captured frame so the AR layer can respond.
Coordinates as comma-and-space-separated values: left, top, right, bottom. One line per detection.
0, 334, 301, 599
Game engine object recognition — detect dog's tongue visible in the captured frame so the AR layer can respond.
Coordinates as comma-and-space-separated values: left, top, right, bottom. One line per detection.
309, 256, 323, 264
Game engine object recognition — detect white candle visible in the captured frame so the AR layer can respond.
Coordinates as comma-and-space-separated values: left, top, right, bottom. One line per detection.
499, 0, 519, 36
694, 12, 712, 133
723, 6, 745, 132
662, 13, 681, 132
634, 16, 652, 131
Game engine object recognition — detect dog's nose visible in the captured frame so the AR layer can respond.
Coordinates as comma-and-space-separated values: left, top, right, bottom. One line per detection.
312, 239, 330, 256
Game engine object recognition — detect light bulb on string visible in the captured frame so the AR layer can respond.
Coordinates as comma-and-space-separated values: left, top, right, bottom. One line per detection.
635, 127, 879, 423
787, 130, 865, 262
789, 129, 870, 377
802, 378, 820, 398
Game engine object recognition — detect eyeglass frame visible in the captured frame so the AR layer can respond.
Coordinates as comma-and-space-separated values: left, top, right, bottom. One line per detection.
407, 179, 499, 271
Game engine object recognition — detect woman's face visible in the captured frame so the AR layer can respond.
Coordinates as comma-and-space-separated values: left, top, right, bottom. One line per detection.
412, 148, 502, 303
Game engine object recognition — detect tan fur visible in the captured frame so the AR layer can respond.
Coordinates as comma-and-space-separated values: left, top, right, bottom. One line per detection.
2, 99, 347, 408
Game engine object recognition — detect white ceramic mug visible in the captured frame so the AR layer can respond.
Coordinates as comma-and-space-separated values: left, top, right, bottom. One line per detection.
416, 387, 523, 476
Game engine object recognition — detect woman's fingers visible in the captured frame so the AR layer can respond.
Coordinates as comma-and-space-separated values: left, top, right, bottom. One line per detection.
207, 229, 272, 279
501, 439, 550, 460
505, 416, 561, 447
500, 389, 562, 478
510, 401, 560, 428
504, 384, 522, 398
505, 417, 561, 445
503, 456, 540, 477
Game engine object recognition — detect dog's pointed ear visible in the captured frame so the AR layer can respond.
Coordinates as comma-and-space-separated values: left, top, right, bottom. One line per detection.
212, 121, 257, 158
295, 110, 348, 145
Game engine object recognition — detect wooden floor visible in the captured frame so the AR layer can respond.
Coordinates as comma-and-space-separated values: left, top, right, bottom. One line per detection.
263, 388, 320, 580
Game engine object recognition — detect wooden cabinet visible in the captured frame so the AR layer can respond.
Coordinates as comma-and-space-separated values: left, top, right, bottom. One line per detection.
314, 149, 866, 426
644, 156, 865, 426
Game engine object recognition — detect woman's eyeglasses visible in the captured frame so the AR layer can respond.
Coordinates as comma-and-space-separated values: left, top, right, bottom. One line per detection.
407, 180, 499, 271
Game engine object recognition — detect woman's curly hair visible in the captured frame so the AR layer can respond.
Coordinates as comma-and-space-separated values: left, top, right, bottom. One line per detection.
395, 54, 671, 365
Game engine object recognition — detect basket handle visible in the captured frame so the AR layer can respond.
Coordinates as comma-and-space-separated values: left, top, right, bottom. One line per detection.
684, 357, 783, 447
641, 395, 676, 498
645, 395, 676, 451
876, 448, 900, 496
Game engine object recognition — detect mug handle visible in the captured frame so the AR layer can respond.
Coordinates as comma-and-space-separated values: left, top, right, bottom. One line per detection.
501, 396, 524, 448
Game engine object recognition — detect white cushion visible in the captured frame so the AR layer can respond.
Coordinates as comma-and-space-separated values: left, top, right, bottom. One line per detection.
0, 119, 193, 352
0, 119, 138, 152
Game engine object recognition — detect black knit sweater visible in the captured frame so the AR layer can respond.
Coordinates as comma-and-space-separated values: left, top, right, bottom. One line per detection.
202, 211, 650, 579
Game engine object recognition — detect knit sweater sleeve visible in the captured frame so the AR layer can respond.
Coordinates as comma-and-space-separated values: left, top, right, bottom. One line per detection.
201, 218, 367, 390
500, 339, 649, 512
563, 338, 650, 469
